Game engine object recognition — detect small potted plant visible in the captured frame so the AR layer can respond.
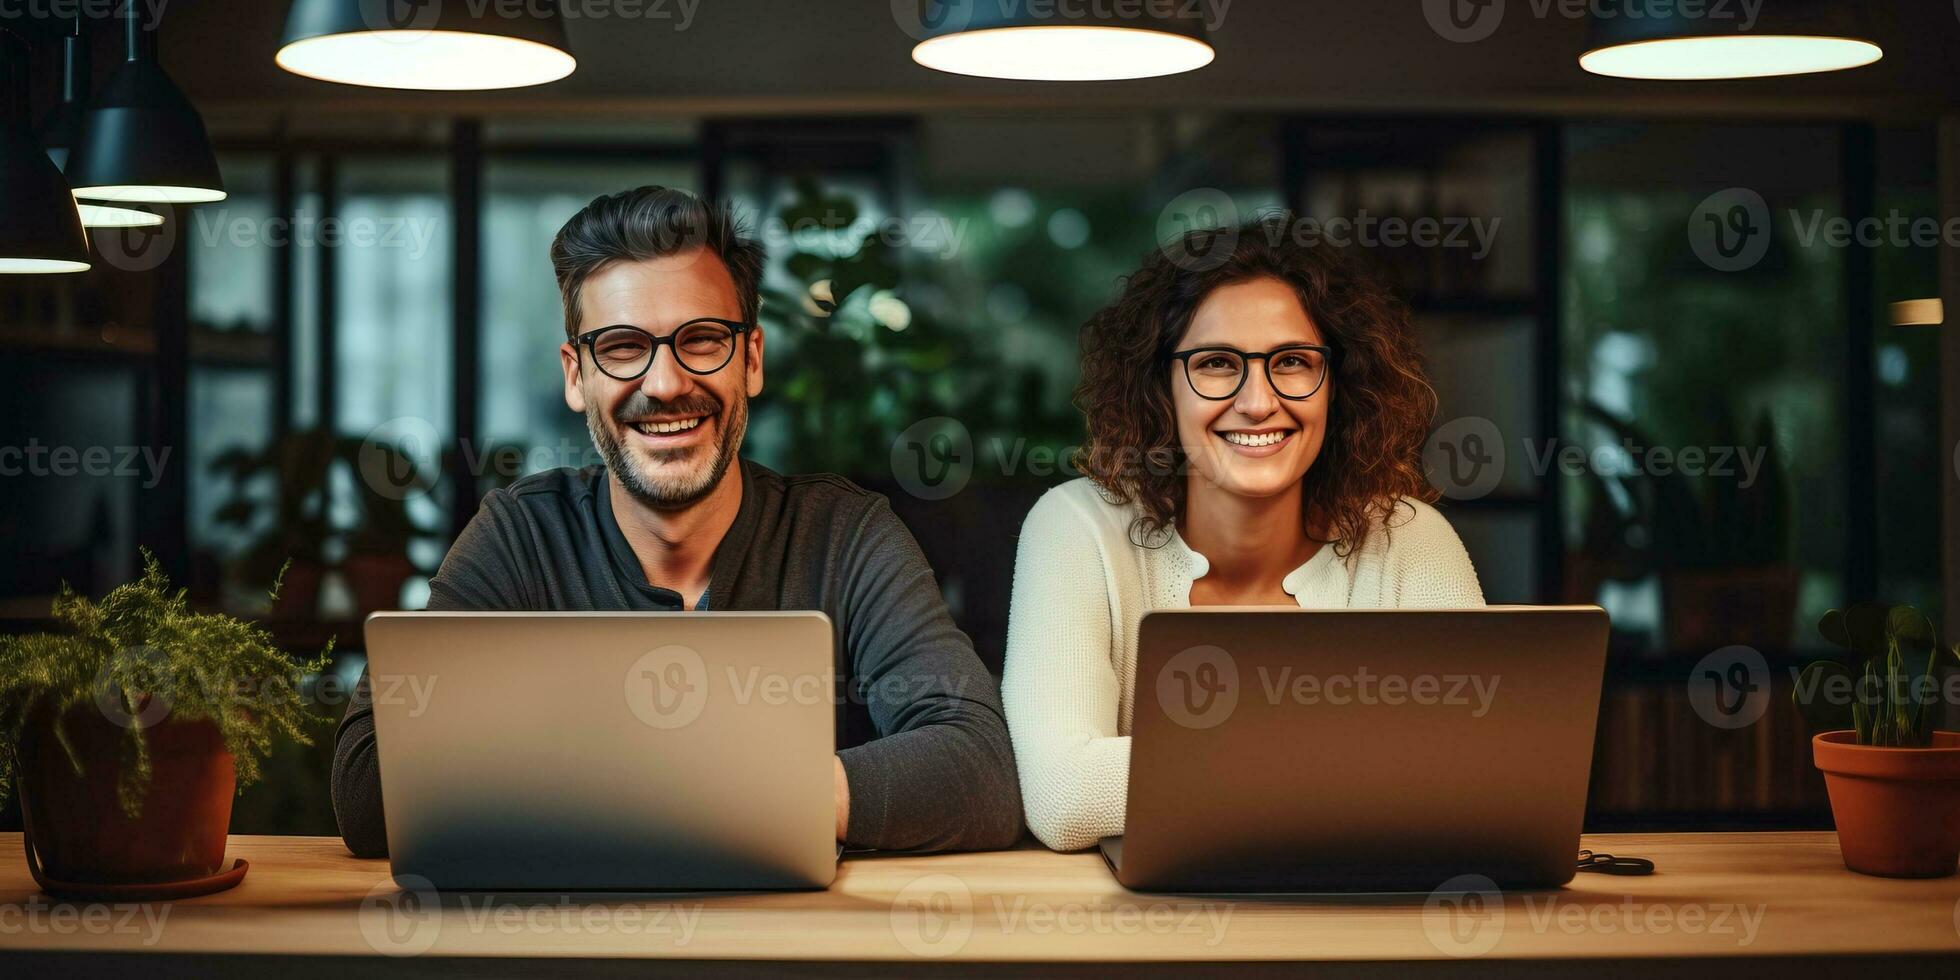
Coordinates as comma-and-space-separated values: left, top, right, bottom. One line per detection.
0, 553, 330, 899
1795, 603, 1960, 877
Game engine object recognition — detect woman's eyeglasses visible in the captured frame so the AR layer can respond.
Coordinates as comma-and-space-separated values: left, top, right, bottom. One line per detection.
1170, 344, 1334, 401
574, 318, 754, 381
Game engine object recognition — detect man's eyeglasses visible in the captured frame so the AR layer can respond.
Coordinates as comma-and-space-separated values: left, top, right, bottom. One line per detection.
1169, 344, 1334, 401
574, 318, 754, 381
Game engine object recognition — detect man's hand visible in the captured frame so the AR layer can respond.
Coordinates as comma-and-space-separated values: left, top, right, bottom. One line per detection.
833, 756, 850, 842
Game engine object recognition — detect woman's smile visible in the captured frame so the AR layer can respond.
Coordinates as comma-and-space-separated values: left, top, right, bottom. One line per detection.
1216, 426, 1297, 456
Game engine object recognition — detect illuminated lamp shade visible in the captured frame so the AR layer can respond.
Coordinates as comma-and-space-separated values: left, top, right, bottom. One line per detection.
1889, 299, 1943, 327
2, 32, 90, 274
75, 202, 164, 228
0, 133, 92, 273
65, 15, 225, 205
910, 5, 1213, 81
1579, 2, 1881, 80
276, 0, 576, 90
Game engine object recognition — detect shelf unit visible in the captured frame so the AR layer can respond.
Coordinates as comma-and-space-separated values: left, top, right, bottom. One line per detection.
1283, 117, 1562, 604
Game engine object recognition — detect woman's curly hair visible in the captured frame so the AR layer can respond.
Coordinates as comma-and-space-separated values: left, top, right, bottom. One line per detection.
1074, 213, 1440, 556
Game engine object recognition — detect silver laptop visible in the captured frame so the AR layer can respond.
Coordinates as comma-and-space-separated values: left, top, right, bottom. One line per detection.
364, 611, 841, 891
1103, 606, 1609, 892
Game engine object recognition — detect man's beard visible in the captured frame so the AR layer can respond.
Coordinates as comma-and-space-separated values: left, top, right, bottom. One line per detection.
587, 388, 747, 510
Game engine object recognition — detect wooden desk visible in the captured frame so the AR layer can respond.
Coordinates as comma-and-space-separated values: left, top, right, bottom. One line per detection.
1, 832, 1956, 977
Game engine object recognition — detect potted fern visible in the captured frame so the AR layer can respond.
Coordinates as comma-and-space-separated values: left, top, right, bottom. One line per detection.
0, 554, 329, 899
1795, 603, 1960, 877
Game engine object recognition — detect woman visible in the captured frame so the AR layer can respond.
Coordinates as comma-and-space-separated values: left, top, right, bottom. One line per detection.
1003, 216, 1485, 851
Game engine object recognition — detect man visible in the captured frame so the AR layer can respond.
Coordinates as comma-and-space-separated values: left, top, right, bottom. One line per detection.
331, 186, 1023, 856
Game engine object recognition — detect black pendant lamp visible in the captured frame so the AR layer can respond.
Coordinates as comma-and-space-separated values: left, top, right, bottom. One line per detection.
37, 28, 88, 173
1, 29, 91, 274
39, 24, 164, 228
910, 3, 1214, 81
276, 0, 576, 90
1579, 1, 1881, 80
65, 4, 225, 205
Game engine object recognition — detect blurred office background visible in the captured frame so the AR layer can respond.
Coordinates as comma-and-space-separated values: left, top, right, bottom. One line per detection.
2, 3, 1956, 836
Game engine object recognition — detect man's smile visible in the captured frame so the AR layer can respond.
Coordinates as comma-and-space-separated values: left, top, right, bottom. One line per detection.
626, 413, 712, 447
632, 415, 706, 434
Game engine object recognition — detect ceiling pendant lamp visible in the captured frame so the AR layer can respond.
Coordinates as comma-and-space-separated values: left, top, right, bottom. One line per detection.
276, 0, 576, 90
66, 5, 226, 205
1, 29, 90, 274
910, 5, 1214, 81
68, 202, 163, 228
39, 25, 164, 229
1579, 1, 1881, 80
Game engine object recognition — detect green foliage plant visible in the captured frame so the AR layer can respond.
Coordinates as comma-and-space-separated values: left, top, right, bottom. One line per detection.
1796, 602, 1960, 747
0, 553, 331, 816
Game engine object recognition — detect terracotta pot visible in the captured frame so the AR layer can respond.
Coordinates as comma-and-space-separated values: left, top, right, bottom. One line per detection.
16, 699, 236, 884
1812, 731, 1960, 878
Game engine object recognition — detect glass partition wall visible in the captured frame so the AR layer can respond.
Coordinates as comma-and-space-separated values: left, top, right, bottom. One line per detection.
0, 113, 1938, 835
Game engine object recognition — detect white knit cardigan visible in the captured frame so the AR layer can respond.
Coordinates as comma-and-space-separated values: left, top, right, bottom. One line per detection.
1001, 477, 1487, 851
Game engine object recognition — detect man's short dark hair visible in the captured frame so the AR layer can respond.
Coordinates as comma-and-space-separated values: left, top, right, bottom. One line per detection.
549, 185, 765, 338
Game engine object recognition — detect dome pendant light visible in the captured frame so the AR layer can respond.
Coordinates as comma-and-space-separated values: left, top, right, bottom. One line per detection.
71, 202, 163, 228
1, 29, 91, 274
38, 23, 164, 229
66, 4, 226, 205
1579, 1, 1881, 80
910, 4, 1214, 81
276, 0, 576, 90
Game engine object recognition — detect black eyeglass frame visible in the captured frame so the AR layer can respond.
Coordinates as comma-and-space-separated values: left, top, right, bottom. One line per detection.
573, 318, 756, 381
1169, 343, 1336, 401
